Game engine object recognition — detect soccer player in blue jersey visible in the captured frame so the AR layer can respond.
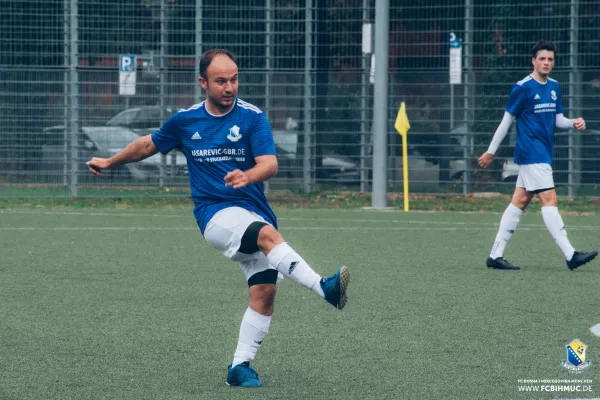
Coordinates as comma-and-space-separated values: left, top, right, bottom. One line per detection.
478, 40, 597, 271
85, 49, 351, 387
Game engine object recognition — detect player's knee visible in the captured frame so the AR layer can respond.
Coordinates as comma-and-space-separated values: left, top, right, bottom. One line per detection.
513, 199, 528, 210
238, 221, 269, 254
239, 222, 283, 255
257, 225, 284, 253
253, 283, 277, 300
512, 193, 531, 210
248, 281, 277, 313
537, 189, 557, 206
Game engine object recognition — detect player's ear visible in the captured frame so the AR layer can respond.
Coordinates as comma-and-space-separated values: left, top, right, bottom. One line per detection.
199, 76, 208, 90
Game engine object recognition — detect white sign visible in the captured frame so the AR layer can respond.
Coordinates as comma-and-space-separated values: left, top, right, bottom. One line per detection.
362, 23, 372, 54
369, 54, 375, 84
449, 33, 462, 85
119, 55, 137, 96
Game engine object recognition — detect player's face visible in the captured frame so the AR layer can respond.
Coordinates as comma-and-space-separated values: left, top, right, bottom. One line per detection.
532, 50, 555, 77
199, 54, 239, 111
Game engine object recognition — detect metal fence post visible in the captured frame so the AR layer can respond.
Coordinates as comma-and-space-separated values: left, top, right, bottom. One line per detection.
63, 0, 70, 188
303, 0, 313, 194
568, 0, 580, 197
69, 0, 79, 197
371, 0, 389, 208
159, 0, 166, 189
462, 0, 473, 195
264, 0, 272, 194
360, 0, 371, 194
195, 0, 203, 103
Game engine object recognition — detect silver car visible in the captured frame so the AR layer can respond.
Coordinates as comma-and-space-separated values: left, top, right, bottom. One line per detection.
106, 107, 177, 136
41, 125, 187, 180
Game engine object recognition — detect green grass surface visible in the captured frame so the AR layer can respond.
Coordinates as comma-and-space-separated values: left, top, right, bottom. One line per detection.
1, 208, 599, 399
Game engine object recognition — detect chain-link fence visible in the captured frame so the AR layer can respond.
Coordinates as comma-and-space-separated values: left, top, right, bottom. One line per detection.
1, 0, 598, 197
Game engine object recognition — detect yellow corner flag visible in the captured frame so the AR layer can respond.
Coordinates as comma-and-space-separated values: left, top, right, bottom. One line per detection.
394, 101, 411, 137
394, 102, 410, 211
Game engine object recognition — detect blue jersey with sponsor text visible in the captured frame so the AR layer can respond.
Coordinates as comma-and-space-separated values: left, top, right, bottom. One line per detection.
505, 75, 564, 165
151, 98, 277, 234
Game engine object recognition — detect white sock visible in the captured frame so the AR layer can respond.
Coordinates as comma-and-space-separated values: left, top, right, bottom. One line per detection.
490, 203, 523, 259
232, 307, 271, 367
266, 242, 324, 297
542, 206, 575, 260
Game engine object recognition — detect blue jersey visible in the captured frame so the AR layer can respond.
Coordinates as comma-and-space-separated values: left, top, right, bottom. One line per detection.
151, 98, 277, 234
506, 75, 564, 165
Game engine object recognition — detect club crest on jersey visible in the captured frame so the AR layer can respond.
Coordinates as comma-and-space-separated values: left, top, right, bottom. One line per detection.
551, 90, 557, 101
561, 339, 591, 373
227, 125, 242, 142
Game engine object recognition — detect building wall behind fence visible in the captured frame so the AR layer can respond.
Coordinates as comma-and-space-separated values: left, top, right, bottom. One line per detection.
0, 0, 598, 197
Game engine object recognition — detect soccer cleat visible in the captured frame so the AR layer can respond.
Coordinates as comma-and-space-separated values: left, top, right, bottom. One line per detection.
486, 257, 520, 270
226, 362, 262, 387
566, 251, 598, 270
320, 266, 351, 310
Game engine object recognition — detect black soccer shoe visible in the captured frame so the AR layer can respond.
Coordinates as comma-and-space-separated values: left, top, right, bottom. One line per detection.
566, 251, 598, 270
486, 257, 520, 270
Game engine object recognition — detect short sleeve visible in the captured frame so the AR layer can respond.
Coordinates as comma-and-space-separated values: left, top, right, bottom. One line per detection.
505, 84, 528, 116
249, 112, 276, 157
555, 85, 565, 114
151, 113, 180, 154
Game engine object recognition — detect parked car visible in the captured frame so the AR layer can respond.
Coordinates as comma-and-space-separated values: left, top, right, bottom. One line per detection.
40, 125, 187, 180
390, 146, 467, 185
106, 106, 177, 136
273, 130, 465, 185
321, 152, 360, 183
272, 129, 362, 183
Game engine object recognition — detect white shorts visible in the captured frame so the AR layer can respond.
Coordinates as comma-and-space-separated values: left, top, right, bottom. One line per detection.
203, 206, 283, 283
515, 163, 555, 192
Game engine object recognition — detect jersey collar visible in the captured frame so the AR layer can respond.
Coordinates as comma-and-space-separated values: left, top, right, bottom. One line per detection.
205, 98, 237, 118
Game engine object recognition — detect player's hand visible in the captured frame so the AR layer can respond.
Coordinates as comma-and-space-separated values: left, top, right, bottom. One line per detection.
224, 169, 249, 189
86, 157, 111, 176
478, 152, 494, 169
573, 118, 586, 131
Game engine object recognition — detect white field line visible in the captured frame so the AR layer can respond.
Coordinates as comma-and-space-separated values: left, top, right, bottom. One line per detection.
1, 209, 599, 230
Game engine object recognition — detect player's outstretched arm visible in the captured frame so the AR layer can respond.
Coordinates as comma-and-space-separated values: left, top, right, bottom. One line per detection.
86, 135, 159, 176
225, 155, 278, 189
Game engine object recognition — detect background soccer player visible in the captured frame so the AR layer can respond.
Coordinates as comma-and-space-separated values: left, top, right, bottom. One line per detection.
86, 49, 351, 387
478, 40, 597, 271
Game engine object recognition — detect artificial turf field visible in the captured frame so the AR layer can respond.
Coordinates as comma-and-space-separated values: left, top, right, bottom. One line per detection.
1, 207, 599, 400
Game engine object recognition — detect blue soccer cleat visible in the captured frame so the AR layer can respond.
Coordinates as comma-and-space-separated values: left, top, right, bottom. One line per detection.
320, 266, 351, 310
226, 362, 263, 387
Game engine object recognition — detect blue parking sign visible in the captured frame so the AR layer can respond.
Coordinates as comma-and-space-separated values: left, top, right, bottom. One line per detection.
120, 55, 136, 72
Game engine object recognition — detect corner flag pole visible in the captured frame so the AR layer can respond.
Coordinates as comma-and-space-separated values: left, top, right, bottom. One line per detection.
394, 102, 411, 211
